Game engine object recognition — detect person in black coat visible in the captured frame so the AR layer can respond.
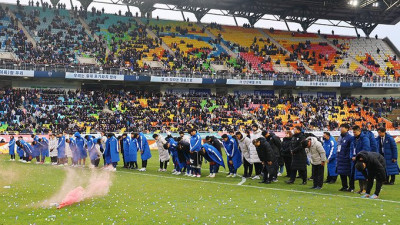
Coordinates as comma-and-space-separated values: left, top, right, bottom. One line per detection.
355, 151, 387, 199
253, 137, 276, 184
281, 130, 293, 178
263, 131, 282, 179
286, 126, 307, 185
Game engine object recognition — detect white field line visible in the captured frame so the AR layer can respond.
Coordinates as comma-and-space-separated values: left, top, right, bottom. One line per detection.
117, 170, 400, 204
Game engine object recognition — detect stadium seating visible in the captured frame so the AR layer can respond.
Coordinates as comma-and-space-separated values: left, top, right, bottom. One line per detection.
0, 88, 396, 134
0, 3, 398, 77
326, 35, 400, 78
266, 30, 346, 76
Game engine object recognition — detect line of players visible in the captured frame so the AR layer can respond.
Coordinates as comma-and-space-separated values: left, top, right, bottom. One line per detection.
6, 124, 398, 199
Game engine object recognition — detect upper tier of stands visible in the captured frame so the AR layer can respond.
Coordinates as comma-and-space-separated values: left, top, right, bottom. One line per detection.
0, 3, 398, 78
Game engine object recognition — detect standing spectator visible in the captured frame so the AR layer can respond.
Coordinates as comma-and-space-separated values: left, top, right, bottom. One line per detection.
376, 127, 399, 185
351, 125, 371, 194
337, 124, 354, 192
281, 130, 293, 178
303, 137, 326, 189
323, 132, 338, 184
49, 134, 58, 165
253, 137, 276, 184
222, 134, 242, 178
286, 126, 307, 185
236, 132, 254, 178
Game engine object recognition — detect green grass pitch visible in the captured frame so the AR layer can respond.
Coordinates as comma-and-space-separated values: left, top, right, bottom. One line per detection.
1, 149, 400, 224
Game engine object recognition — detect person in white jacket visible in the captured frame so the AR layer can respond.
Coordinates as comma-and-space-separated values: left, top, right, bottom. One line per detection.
236, 132, 254, 177
303, 137, 327, 189
250, 124, 263, 179
48, 134, 58, 165
153, 134, 170, 172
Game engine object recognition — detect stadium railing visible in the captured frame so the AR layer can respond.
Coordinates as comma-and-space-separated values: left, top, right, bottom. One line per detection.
1, 63, 399, 83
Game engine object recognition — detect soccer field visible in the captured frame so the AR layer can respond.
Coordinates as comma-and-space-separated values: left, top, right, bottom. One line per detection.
0, 153, 399, 225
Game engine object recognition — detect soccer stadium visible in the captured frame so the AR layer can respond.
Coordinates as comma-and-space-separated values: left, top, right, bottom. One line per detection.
1, 0, 400, 224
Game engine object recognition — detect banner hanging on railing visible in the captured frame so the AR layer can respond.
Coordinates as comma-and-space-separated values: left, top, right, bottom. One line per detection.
150, 76, 203, 84
362, 82, 400, 88
296, 81, 341, 87
65, 72, 125, 81
0, 69, 34, 77
226, 79, 274, 86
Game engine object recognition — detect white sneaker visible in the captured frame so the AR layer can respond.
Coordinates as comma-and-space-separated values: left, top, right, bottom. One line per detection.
171, 169, 176, 173
206, 174, 211, 177
110, 167, 117, 172
232, 174, 237, 178
252, 175, 260, 180
9, 159, 13, 161
175, 171, 181, 175
226, 174, 232, 178
139, 168, 146, 172
35, 162, 40, 164
22, 160, 26, 163
162, 169, 167, 172
209, 173, 215, 178
277, 173, 282, 177
158, 168, 163, 172
196, 174, 201, 178
191, 174, 196, 177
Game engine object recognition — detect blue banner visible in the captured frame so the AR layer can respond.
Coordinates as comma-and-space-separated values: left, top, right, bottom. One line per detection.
340, 82, 362, 88
273, 80, 296, 86
34, 71, 65, 78
317, 92, 336, 98
189, 88, 211, 95
124, 75, 151, 82
202, 78, 227, 84
254, 90, 275, 96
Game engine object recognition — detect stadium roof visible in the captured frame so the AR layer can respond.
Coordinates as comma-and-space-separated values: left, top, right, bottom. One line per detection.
81, 0, 400, 36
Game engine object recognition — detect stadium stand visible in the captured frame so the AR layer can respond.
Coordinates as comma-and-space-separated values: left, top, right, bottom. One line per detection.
0, 3, 398, 79
0, 88, 396, 134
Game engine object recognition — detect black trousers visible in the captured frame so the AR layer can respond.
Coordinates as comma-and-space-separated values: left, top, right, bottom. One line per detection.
386, 175, 396, 183
312, 164, 324, 188
129, 161, 138, 169
290, 169, 307, 182
254, 162, 263, 176
366, 172, 385, 196
326, 170, 337, 182
142, 160, 148, 168
10, 155, 15, 159
283, 156, 292, 177
263, 162, 278, 182
243, 158, 253, 177
51, 156, 57, 163
160, 160, 169, 169
340, 175, 351, 189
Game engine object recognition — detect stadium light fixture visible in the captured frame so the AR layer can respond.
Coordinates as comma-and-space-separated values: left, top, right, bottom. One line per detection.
348, 0, 359, 7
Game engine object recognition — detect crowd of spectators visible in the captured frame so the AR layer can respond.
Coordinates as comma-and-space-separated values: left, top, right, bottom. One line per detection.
0, 88, 395, 134
0, 3, 398, 81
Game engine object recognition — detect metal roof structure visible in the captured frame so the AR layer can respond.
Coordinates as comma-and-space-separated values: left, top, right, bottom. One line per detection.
75, 0, 400, 37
